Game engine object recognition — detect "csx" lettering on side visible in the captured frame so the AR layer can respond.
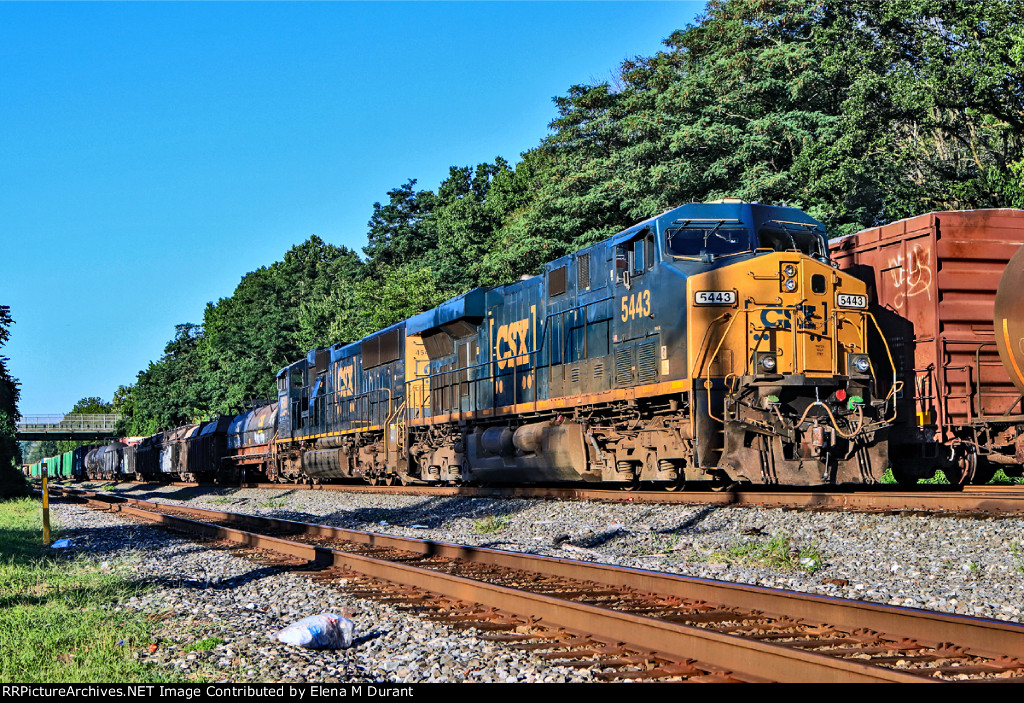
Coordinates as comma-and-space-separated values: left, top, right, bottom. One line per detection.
495, 318, 531, 369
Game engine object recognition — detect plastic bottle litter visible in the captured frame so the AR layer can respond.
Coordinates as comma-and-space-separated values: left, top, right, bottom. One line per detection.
274, 613, 355, 649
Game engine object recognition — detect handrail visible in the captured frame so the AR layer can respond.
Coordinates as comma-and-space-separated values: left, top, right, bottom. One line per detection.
18, 414, 122, 430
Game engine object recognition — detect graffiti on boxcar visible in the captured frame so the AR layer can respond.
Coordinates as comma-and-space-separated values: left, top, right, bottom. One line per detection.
888, 245, 934, 310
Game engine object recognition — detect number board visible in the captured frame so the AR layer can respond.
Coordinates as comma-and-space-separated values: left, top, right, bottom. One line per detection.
836, 293, 867, 309
694, 290, 737, 306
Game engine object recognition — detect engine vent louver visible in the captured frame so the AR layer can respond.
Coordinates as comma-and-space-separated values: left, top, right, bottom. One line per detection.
615, 347, 633, 386
638, 341, 658, 383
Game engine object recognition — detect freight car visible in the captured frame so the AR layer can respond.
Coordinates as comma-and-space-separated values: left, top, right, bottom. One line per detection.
27, 445, 94, 480
830, 209, 1024, 484
265, 200, 897, 488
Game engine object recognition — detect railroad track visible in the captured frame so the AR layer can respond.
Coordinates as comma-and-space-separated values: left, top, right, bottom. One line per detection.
56, 486, 1024, 682
70, 478, 1024, 516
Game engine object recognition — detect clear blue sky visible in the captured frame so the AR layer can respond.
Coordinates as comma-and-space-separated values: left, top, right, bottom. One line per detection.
1, 1, 705, 416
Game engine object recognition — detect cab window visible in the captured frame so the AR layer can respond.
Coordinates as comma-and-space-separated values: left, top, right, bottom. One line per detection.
757, 224, 826, 259
616, 233, 656, 278
666, 225, 749, 258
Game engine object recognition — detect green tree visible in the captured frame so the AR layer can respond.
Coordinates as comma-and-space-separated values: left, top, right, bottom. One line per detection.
202, 236, 358, 415
122, 323, 208, 434
363, 180, 439, 275
434, 158, 531, 290
0, 306, 26, 497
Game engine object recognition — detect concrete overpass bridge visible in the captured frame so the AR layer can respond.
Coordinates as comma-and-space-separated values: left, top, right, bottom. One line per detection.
17, 414, 122, 441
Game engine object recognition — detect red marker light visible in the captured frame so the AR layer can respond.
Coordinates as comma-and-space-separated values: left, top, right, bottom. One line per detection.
835, 389, 848, 402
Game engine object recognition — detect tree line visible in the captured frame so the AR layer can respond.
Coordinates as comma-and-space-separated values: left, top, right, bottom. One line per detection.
109, 0, 1023, 436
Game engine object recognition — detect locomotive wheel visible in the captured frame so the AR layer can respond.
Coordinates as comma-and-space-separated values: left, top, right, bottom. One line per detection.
709, 471, 736, 492
383, 475, 396, 487
663, 475, 686, 492
619, 476, 640, 491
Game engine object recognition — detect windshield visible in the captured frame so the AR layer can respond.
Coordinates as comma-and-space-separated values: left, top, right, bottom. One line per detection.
666, 224, 751, 258
757, 224, 827, 259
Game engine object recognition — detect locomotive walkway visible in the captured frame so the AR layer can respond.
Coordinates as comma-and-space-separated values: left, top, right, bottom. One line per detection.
16, 414, 121, 440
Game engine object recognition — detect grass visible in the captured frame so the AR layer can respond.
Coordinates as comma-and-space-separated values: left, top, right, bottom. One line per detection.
258, 498, 286, 509
183, 636, 224, 652
0, 497, 185, 683
1011, 542, 1024, 574
472, 514, 511, 534
696, 533, 825, 574
882, 466, 1023, 486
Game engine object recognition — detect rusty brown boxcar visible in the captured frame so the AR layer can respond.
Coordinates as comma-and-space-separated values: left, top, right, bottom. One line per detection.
830, 209, 1024, 483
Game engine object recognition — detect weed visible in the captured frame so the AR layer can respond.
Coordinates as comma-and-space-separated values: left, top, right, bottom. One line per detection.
706, 533, 825, 573
259, 499, 286, 509
1012, 542, 1024, 574
990, 469, 1023, 485
635, 533, 685, 556
184, 637, 224, 652
472, 515, 511, 534
209, 497, 232, 505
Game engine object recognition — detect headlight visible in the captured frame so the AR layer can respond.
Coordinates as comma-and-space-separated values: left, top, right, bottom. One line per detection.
783, 264, 797, 277
760, 355, 777, 372
850, 355, 871, 374
784, 278, 797, 292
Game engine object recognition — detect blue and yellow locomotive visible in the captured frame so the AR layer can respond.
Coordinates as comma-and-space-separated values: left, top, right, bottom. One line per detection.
271, 200, 902, 487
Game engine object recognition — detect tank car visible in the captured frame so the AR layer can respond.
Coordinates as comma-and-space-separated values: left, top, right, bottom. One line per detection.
221, 403, 278, 482
85, 443, 128, 480
272, 200, 896, 487
831, 209, 1024, 483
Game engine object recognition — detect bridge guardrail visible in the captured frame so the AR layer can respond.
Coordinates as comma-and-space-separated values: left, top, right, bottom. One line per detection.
17, 414, 122, 431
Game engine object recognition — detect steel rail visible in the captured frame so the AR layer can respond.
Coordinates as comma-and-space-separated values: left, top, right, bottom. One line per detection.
95, 480, 1024, 516
62, 488, 1024, 682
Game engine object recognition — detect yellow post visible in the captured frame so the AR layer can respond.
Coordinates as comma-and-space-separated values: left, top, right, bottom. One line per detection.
41, 461, 50, 545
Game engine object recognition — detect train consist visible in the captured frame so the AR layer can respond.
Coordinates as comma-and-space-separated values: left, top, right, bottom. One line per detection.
29, 203, 1024, 487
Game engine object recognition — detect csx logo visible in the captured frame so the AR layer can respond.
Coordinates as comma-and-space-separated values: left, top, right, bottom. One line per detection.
760, 305, 824, 331
495, 315, 532, 370
334, 364, 355, 397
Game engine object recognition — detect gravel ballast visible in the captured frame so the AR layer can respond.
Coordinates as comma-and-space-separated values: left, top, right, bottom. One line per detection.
51, 483, 1024, 682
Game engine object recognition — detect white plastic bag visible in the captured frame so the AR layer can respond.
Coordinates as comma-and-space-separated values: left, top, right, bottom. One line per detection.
274, 613, 355, 649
